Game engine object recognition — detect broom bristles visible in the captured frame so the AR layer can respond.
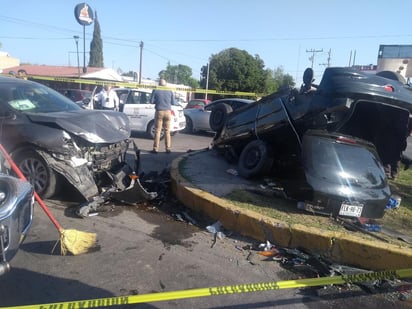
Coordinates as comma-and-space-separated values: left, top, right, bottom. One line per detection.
59, 229, 97, 255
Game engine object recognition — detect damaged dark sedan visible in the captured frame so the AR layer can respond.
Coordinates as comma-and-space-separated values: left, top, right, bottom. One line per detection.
210, 67, 412, 219
0, 76, 137, 201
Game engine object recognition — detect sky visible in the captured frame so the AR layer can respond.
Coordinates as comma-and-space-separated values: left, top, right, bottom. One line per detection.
1, 0, 412, 83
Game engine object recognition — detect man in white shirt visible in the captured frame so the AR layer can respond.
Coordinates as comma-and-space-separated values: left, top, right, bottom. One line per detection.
94, 85, 119, 110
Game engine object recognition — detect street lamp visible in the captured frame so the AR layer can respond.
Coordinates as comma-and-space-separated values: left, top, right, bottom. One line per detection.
73, 35, 80, 78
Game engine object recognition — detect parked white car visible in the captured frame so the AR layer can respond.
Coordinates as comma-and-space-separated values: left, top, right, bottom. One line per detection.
114, 88, 186, 138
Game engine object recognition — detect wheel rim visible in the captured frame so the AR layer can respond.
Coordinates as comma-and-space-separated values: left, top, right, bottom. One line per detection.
151, 124, 164, 139
244, 148, 261, 169
19, 157, 49, 194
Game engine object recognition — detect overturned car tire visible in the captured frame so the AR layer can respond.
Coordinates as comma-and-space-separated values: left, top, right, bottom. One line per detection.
238, 140, 274, 179
209, 103, 233, 132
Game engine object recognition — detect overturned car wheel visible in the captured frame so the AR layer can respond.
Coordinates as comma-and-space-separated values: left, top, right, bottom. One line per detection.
13, 149, 58, 199
209, 103, 233, 132
238, 140, 274, 179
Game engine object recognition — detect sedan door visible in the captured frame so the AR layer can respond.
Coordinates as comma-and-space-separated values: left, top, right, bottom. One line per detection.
195, 103, 216, 130
121, 90, 154, 132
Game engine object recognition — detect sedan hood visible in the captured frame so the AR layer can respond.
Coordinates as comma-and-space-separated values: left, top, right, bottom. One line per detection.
26, 110, 131, 143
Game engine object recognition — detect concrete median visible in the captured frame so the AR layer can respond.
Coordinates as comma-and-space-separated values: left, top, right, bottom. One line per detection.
170, 149, 412, 271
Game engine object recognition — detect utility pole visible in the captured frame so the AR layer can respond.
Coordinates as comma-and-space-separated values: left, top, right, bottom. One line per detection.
319, 48, 332, 68
306, 48, 323, 69
82, 25, 87, 73
139, 41, 143, 85
348, 49, 357, 67
205, 62, 210, 100
73, 35, 80, 78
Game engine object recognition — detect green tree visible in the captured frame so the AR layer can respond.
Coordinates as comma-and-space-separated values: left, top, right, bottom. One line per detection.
159, 63, 199, 88
200, 48, 268, 94
200, 48, 295, 95
88, 11, 103, 68
266, 67, 295, 93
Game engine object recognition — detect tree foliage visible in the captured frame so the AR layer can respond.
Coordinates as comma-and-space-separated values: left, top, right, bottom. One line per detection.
88, 11, 104, 68
159, 63, 199, 88
265, 67, 295, 93
199, 48, 294, 95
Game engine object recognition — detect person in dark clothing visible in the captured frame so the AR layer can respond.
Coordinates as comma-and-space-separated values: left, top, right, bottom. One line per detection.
150, 79, 175, 153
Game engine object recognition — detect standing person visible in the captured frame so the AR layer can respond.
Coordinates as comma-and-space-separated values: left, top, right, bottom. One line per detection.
151, 79, 175, 154
109, 86, 120, 111
94, 85, 119, 110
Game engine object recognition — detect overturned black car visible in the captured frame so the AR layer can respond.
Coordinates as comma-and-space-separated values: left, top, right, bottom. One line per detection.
210, 67, 412, 219
0, 76, 140, 202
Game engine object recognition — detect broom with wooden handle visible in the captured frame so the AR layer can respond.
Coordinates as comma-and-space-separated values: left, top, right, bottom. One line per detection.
0, 144, 97, 255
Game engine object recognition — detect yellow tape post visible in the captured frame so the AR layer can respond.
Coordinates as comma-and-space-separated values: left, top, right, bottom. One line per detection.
6, 268, 412, 309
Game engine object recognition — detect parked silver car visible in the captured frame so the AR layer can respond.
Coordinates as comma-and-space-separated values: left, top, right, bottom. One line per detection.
183, 98, 254, 134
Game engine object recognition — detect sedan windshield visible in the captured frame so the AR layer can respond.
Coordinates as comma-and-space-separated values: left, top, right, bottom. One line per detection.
1, 82, 81, 113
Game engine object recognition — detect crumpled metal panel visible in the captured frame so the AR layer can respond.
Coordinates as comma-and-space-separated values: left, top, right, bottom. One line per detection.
26, 109, 131, 144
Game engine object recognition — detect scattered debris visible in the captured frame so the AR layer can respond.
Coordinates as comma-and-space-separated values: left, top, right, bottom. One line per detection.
181, 211, 197, 225
385, 194, 402, 209
237, 238, 412, 303
335, 217, 388, 242
206, 221, 222, 234
174, 213, 185, 222
206, 221, 228, 248
226, 168, 238, 176
75, 169, 170, 218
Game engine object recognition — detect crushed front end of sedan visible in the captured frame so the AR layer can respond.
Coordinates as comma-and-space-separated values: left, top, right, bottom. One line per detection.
0, 76, 147, 204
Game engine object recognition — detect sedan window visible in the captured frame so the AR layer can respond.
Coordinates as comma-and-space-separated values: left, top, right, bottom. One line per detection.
2, 84, 80, 113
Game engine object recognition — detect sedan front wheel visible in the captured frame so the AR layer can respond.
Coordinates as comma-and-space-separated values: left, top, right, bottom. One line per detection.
13, 149, 58, 199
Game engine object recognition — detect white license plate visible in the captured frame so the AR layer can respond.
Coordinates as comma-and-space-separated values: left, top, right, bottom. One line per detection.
339, 202, 363, 217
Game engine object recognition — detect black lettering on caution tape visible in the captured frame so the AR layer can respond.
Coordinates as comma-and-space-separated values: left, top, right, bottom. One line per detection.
342, 270, 398, 284
37, 296, 129, 309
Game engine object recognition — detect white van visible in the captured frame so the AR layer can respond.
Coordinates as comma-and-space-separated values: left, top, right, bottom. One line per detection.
114, 88, 186, 138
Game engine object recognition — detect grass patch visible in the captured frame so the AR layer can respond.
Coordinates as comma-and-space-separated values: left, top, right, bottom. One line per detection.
379, 166, 412, 235
224, 189, 346, 232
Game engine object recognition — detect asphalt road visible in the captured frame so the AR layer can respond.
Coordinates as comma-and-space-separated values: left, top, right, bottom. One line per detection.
0, 132, 409, 309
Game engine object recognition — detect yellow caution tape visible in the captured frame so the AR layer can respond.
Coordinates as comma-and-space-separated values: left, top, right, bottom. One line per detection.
6, 268, 412, 309
3, 74, 258, 97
